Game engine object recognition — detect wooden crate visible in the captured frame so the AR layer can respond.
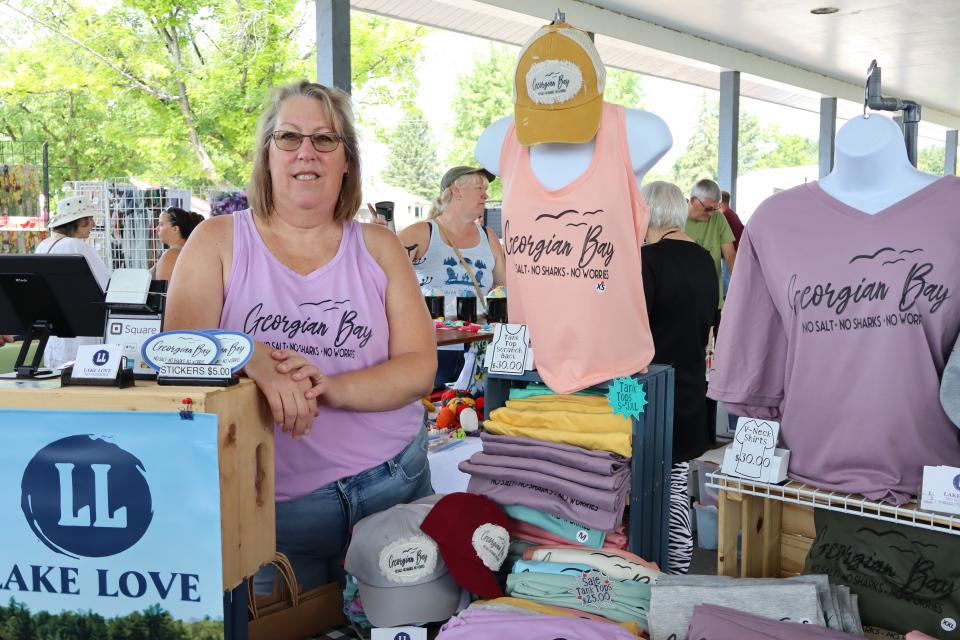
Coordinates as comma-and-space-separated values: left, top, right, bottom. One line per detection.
0, 379, 275, 590
717, 488, 813, 578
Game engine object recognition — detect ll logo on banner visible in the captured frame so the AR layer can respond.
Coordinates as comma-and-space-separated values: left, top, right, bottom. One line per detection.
20, 435, 153, 558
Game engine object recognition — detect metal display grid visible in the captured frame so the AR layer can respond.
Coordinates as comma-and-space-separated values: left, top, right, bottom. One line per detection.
706, 472, 960, 536
485, 364, 676, 570
62, 180, 191, 273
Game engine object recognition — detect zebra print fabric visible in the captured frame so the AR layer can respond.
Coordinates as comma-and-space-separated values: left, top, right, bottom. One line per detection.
667, 461, 693, 575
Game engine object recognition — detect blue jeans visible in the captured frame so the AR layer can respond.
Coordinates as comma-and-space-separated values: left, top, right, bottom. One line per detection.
254, 426, 433, 593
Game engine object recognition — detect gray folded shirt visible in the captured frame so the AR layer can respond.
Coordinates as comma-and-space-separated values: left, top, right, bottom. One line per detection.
654, 574, 838, 631
648, 583, 824, 640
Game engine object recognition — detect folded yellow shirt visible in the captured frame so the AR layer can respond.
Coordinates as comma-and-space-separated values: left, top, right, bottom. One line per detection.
483, 420, 632, 457
490, 407, 631, 433
476, 597, 643, 636
507, 394, 612, 409
506, 398, 615, 414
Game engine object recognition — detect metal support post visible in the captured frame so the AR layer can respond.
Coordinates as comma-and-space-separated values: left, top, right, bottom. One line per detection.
315, 0, 351, 92
718, 71, 740, 208
945, 130, 958, 176
818, 97, 837, 178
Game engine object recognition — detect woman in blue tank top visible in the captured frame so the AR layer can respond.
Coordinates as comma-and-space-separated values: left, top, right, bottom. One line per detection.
398, 166, 507, 386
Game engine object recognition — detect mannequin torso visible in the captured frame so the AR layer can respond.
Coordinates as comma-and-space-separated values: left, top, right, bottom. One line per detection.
475, 107, 672, 190
819, 114, 939, 214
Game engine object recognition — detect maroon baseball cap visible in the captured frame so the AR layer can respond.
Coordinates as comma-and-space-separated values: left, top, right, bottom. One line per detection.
419, 493, 511, 599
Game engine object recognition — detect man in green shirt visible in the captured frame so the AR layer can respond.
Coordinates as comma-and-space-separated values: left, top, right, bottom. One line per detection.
684, 179, 736, 309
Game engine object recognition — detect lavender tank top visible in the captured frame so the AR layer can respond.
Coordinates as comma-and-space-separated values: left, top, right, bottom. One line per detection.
220, 210, 423, 501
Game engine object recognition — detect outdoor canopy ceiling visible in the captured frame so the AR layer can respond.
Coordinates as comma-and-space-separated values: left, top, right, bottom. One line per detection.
351, 0, 960, 131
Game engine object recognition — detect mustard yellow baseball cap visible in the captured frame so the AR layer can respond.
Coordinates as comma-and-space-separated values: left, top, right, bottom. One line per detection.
514, 21, 606, 146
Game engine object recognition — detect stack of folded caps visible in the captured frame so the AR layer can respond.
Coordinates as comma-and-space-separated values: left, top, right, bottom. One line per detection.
648, 581, 829, 640
436, 608, 641, 639
460, 432, 631, 531
484, 394, 633, 457
687, 604, 866, 639
654, 574, 864, 635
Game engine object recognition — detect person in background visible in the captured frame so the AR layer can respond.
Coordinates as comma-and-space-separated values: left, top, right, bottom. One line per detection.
34, 196, 111, 369
684, 179, 735, 314
398, 166, 506, 387
719, 190, 745, 295
164, 80, 436, 590
154, 207, 205, 280
719, 191, 744, 251
641, 181, 719, 574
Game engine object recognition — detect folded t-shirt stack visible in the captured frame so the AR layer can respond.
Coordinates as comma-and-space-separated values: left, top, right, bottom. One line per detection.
654, 574, 864, 635
507, 504, 629, 550
460, 432, 631, 531
687, 604, 865, 639
523, 546, 662, 584
470, 597, 645, 636
436, 608, 641, 639
505, 570, 651, 626
502, 549, 661, 628
648, 582, 826, 640
483, 395, 633, 457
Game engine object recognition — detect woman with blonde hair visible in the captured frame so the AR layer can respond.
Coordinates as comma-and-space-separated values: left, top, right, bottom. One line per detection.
165, 80, 436, 590
398, 166, 506, 385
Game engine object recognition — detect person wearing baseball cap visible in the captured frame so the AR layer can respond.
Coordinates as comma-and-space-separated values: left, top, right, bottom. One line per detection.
33, 195, 111, 369
419, 492, 512, 599
344, 499, 464, 627
397, 166, 506, 387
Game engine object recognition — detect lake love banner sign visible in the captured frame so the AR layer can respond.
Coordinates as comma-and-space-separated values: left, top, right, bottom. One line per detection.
0, 409, 224, 627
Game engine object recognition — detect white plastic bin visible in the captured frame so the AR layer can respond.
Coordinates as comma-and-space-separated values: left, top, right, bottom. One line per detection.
694, 502, 718, 550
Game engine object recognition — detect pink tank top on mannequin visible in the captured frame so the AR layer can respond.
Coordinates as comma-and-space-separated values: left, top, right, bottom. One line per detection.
220, 210, 423, 500
500, 102, 655, 393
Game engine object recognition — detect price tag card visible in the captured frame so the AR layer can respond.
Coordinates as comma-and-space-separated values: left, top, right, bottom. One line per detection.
485, 323, 532, 375
572, 569, 615, 609
721, 417, 782, 483
921, 465, 960, 516
73, 345, 123, 380
607, 377, 647, 420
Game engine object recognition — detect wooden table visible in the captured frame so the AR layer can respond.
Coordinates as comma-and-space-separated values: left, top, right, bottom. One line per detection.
435, 327, 494, 347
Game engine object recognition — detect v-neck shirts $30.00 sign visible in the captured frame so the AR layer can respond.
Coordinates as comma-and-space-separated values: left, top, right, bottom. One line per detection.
709, 178, 960, 504
499, 102, 654, 394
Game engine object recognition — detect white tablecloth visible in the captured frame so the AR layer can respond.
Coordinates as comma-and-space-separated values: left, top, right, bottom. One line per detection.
427, 436, 482, 493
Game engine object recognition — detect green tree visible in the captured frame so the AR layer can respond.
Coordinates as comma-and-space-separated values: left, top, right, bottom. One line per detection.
448, 43, 516, 199
671, 94, 818, 190
917, 145, 945, 175
604, 68, 645, 109
0, 4, 428, 193
755, 128, 818, 169
382, 108, 442, 201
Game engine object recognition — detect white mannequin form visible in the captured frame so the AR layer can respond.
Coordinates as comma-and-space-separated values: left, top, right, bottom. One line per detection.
819, 113, 939, 214
475, 108, 672, 191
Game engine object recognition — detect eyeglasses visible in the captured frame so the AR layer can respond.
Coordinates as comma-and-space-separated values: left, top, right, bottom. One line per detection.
269, 130, 342, 153
693, 197, 720, 213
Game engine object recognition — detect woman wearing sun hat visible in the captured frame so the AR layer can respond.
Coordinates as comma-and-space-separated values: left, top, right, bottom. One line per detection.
34, 195, 111, 369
